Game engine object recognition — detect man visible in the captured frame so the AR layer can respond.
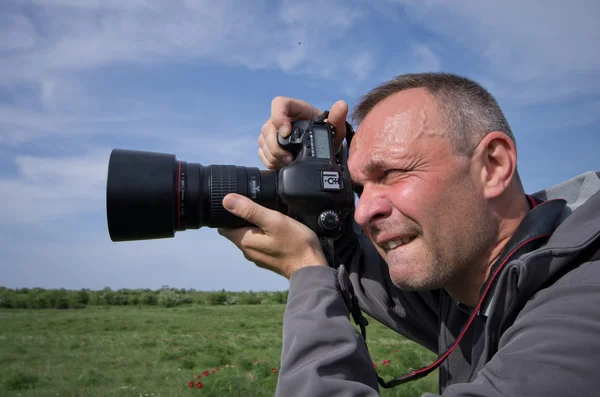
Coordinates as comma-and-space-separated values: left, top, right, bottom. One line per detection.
217, 73, 600, 396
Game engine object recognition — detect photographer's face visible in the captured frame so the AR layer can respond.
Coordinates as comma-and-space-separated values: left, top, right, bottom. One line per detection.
348, 88, 495, 291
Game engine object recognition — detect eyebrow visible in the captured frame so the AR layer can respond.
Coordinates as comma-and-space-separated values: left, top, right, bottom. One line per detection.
365, 158, 385, 174
350, 158, 385, 187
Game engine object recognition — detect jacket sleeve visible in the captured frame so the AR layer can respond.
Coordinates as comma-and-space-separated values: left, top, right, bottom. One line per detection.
424, 259, 600, 397
275, 265, 380, 397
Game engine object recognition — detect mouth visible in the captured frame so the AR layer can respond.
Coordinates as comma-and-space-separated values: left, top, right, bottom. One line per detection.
379, 235, 417, 253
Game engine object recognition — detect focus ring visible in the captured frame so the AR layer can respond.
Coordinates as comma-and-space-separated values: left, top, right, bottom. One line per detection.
209, 165, 238, 225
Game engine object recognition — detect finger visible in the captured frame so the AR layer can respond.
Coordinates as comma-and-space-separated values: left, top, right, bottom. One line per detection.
218, 226, 263, 248
218, 226, 279, 260
258, 147, 277, 170
243, 250, 287, 277
258, 133, 286, 168
222, 193, 281, 232
327, 100, 349, 151
270, 96, 322, 137
261, 123, 293, 165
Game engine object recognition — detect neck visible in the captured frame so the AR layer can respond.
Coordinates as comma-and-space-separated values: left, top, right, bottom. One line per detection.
446, 193, 531, 307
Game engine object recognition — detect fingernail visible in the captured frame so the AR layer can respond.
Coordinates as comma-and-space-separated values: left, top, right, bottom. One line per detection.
223, 195, 238, 211
283, 155, 293, 164
278, 126, 290, 137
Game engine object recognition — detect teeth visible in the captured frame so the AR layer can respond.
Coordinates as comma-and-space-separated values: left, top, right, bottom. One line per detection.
385, 237, 413, 251
387, 240, 400, 250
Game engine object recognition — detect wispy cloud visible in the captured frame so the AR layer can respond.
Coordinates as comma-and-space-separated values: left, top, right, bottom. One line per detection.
389, 0, 600, 104
1, 0, 378, 153
0, 151, 110, 224
2, 0, 373, 85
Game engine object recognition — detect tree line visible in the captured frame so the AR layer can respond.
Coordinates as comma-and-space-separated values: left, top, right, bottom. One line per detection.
0, 286, 289, 309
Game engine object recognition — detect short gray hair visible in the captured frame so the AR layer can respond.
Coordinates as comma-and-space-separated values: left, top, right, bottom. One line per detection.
351, 72, 515, 158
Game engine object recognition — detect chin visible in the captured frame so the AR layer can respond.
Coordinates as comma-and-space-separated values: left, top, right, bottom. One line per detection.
390, 277, 439, 292
388, 266, 432, 291
387, 259, 443, 291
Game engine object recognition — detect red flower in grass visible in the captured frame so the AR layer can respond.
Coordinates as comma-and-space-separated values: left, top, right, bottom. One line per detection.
216, 366, 220, 371
203, 371, 209, 376
272, 368, 277, 373
381, 359, 391, 366
188, 380, 194, 388
211, 369, 216, 374
196, 381, 203, 388
196, 375, 202, 379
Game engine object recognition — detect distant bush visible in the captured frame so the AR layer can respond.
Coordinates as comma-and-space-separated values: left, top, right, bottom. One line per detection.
130, 295, 140, 305
0, 287, 288, 309
46, 289, 70, 309
99, 288, 115, 305
113, 294, 130, 306
11, 294, 29, 309
239, 292, 262, 305
224, 295, 238, 306
273, 291, 289, 304
31, 293, 50, 309
140, 293, 158, 305
73, 290, 90, 305
208, 290, 229, 305
158, 289, 181, 308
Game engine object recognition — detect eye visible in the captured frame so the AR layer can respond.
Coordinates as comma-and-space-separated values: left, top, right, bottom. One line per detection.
383, 169, 408, 180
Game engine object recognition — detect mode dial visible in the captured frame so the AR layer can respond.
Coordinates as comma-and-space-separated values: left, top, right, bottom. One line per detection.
318, 210, 340, 230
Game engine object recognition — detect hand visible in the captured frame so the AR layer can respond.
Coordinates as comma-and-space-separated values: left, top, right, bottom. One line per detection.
259, 96, 349, 169
217, 193, 327, 279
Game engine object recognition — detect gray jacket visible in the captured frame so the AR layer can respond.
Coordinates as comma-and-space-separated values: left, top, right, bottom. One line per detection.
276, 171, 600, 397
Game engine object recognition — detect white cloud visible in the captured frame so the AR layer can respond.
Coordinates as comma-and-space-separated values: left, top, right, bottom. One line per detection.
0, 14, 37, 52
390, 0, 600, 104
411, 44, 441, 72
0, 0, 378, 151
373, 43, 442, 85
1, 0, 373, 85
0, 151, 110, 224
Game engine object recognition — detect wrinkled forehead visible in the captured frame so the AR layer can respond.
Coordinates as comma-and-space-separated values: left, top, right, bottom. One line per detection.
349, 90, 446, 163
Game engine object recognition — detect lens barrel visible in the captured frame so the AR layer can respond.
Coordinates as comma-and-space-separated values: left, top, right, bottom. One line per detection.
106, 149, 281, 242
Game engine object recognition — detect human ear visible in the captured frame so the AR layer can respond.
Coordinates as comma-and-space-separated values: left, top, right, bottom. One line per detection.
476, 131, 517, 200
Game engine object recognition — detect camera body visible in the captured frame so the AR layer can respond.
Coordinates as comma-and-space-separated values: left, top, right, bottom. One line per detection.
276, 119, 354, 238
105, 118, 355, 242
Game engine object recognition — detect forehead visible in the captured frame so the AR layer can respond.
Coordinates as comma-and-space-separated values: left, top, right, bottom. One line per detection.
349, 88, 446, 170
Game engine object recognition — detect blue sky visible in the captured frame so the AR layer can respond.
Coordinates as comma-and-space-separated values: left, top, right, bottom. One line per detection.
1, 0, 598, 292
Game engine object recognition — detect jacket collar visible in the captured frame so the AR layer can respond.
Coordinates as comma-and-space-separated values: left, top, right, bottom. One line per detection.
477, 196, 566, 316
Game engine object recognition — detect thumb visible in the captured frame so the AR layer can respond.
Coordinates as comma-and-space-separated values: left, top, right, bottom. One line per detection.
327, 100, 349, 151
222, 193, 273, 230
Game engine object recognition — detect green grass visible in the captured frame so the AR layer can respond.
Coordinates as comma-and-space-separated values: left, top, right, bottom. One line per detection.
0, 305, 438, 396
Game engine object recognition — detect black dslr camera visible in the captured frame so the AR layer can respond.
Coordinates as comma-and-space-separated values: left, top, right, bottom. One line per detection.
106, 113, 356, 242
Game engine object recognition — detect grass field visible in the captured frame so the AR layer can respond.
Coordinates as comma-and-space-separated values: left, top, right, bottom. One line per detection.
0, 305, 438, 396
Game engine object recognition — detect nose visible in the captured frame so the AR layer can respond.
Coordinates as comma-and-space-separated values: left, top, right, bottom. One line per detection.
354, 184, 392, 228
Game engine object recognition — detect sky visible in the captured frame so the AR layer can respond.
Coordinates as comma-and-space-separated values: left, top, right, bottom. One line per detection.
1, 0, 599, 292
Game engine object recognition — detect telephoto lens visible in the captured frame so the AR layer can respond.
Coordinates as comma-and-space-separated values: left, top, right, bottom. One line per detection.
106, 149, 284, 241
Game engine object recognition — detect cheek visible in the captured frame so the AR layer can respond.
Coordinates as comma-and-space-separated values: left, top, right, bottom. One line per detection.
389, 177, 447, 225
